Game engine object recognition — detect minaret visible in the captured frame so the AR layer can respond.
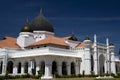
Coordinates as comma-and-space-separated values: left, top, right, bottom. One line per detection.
109, 43, 116, 74
106, 38, 109, 74
93, 34, 98, 74
83, 36, 91, 74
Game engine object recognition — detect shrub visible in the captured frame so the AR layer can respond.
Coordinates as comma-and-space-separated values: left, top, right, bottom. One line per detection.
82, 70, 85, 77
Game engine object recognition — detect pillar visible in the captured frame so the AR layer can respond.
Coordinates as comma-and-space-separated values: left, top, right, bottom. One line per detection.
75, 62, 79, 75
106, 38, 109, 73
93, 34, 98, 74
36, 61, 40, 75
21, 62, 24, 74
111, 52, 116, 74
67, 62, 70, 75
84, 36, 91, 75
13, 62, 17, 75
28, 60, 32, 75
58, 61, 62, 75
41, 59, 52, 79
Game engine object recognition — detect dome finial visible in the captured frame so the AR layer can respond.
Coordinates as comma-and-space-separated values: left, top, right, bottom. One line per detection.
26, 18, 29, 24
40, 8, 43, 16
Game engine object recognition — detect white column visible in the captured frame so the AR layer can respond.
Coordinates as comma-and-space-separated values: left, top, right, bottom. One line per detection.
106, 38, 109, 73
13, 63, 17, 75
28, 61, 32, 75
41, 59, 52, 79
84, 48, 91, 74
67, 62, 70, 75
2, 57, 7, 75
36, 62, 40, 75
58, 61, 62, 75
21, 62, 24, 74
75, 63, 79, 75
111, 53, 116, 74
93, 34, 98, 74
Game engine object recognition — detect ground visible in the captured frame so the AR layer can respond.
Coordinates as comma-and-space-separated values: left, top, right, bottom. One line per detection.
8, 78, 120, 80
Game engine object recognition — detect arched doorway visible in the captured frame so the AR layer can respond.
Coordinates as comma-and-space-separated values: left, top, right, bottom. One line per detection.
62, 62, 67, 75
99, 54, 105, 74
40, 61, 45, 75
17, 62, 21, 73
7, 61, 13, 73
52, 61, 57, 75
24, 62, 28, 73
71, 62, 75, 75
0, 61, 3, 74
91, 55, 94, 72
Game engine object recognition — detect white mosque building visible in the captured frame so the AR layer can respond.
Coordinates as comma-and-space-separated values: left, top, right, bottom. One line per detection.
0, 10, 119, 79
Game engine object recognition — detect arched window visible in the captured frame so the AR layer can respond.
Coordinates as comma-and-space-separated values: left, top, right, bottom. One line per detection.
62, 62, 67, 75
71, 62, 75, 74
0, 61, 3, 74
7, 61, 13, 73
24, 62, 28, 73
91, 55, 94, 72
17, 62, 21, 73
40, 61, 45, 75
52, 61, 57, 75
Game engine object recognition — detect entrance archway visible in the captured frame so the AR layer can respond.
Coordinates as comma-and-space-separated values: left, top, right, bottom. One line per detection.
0, 61, 3, 74
52, 61, 57, 75
7, 61, 13, 73
24, 62, 28, 73
17, 62, 21, 73
99, 54, 105, 74
40, 61, 45, 75
71, 62, 75, 74
91, 55, 94, 72
62, 62, 67, 75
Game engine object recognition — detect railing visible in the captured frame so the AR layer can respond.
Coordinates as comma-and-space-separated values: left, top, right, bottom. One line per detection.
6, 47, 79, 58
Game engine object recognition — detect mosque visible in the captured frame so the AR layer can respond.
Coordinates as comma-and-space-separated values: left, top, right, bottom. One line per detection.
0, 9, 120, 79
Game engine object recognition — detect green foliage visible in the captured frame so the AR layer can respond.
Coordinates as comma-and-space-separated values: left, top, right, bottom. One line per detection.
82, 70, 85, 77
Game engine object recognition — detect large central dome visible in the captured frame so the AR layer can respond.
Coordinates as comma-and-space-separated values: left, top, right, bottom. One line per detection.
30, 10, 54, 32
30, 9, 54, 32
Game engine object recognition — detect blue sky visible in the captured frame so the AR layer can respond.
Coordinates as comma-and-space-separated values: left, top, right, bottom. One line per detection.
0, 0, 120, 55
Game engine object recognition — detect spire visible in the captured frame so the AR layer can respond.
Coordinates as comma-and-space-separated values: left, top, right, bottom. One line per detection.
106, 38, 109, 46
94, 34, 97, 43
40, 8, 43, 16
26, 18, 29, 24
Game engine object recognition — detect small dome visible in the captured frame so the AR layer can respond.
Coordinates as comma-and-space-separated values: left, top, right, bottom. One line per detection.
69, 34, 78, 41
21, 24, 33, 32
84, 36, 90, 40
30, 9, 54, 32
109, 43, 114, 46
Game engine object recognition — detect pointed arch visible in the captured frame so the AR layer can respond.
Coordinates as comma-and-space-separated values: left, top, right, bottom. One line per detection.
91, 55, 94, 72
99, 54, 105, 74
71, 62, 75, 74
0, 61, 3, 74
24, 62, 28, 73
40, 61, 45, 75
7, 61, 13, 73
17, 62, 21, 73
52, 61, 57, 75
62, 62, 67, 75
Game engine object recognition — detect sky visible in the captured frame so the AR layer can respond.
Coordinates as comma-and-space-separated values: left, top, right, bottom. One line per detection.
0, 0, 120, 55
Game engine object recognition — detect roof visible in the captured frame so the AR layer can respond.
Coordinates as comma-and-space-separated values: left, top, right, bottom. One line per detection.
0, 36, 19, 48
76, 42, 85, 48
27, 36, 69, 47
